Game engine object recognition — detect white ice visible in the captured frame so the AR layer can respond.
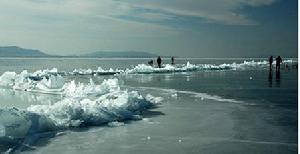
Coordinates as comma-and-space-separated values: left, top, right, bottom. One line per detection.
0, 77, 160, 138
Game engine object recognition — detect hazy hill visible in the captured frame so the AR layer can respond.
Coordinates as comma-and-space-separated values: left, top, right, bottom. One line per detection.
0, 46, 160, 58
82, 51, 158, 58
0, 46, 50, 57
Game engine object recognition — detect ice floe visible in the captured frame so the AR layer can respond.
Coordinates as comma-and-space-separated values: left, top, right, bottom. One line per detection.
0, 78, 161, 139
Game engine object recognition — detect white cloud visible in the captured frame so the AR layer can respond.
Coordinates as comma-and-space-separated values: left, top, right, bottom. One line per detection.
0, 0, 177, 53
121, 0, 277, 25
133, 12, 175, 21
1, 0, 278, 26
245, 0, 277, 6
0, 0, 279, 54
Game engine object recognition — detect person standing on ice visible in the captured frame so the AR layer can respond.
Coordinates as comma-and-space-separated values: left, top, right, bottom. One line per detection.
157, 56, 162, 68
171, 57, 175, 65
268, 56, 273, 70
275, 56, 282, 72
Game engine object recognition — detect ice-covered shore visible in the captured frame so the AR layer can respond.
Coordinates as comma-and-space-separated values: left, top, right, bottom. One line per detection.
0, 69, 119, 96
0, 60, 296, 80
0, 76, 162, 141
72, 60, 297, 75
69, 60, 272, 75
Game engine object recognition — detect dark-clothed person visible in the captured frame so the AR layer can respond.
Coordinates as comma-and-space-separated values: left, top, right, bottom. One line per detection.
157, 56, 162, 68
275, 56, 282, 71
269, 56, 273, 70
171, 57, 175, 65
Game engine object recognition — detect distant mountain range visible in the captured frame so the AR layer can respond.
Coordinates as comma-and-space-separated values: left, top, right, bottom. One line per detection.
82, 51, 157, 58
0, 46, 50, 57
0, 46, 158, 58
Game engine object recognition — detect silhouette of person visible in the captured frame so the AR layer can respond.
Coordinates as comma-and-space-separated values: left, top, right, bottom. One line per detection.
171, 57, 175, 65
157, 56, 162, 68
148, 60, 153, 66
275, 56, 282, 72
268, 56, 273, 70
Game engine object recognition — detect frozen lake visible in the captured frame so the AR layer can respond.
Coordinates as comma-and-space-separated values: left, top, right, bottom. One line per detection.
0, 58, 297, 153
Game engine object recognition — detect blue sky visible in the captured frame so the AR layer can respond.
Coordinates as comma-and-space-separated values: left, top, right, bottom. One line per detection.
0, 0, 297, 57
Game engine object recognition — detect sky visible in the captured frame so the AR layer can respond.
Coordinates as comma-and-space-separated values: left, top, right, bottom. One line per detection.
0, 0, 297, 57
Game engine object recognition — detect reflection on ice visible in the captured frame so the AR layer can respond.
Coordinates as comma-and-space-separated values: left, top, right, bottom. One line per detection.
0, 89, 61, 108
135, 86, 244, 104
